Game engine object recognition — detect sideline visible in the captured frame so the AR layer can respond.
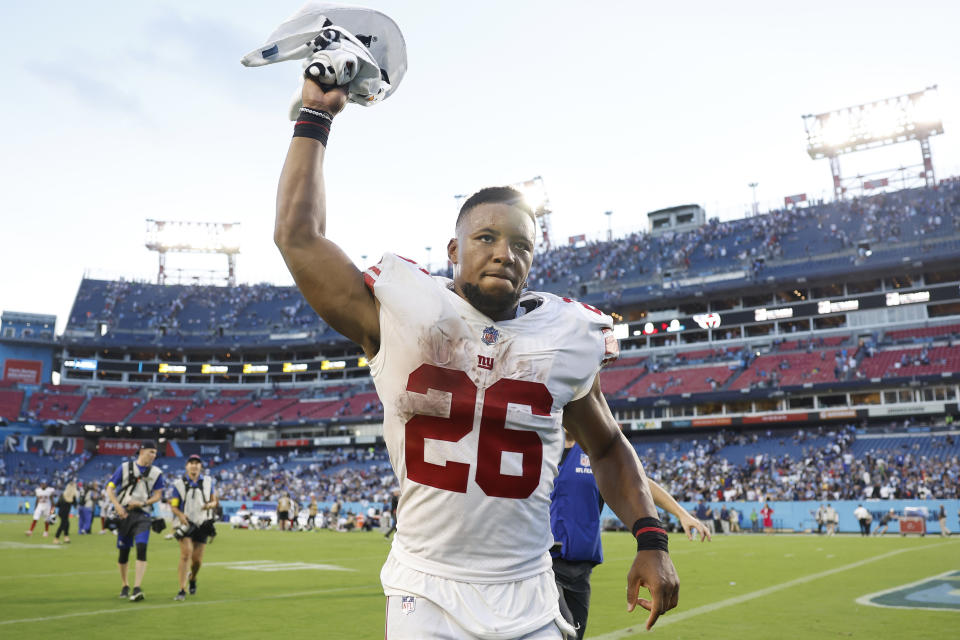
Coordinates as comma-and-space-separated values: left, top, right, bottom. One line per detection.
0, 584, 381, 626
589, 540, 957, 639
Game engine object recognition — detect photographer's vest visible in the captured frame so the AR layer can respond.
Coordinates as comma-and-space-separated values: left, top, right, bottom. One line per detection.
116, 461, 162, 510
173, 475, 213, 525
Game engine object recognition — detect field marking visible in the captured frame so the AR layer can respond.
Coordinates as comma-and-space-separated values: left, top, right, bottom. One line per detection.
0, 556, 387, 580
0, 542, 63, 551
855, 569, 960, 612
589, 540, 958, 639
0, 584, 381, 626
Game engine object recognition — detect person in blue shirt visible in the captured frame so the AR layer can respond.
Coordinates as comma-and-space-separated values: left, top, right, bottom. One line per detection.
550, 432, 710, 639
106, 440, 165, 602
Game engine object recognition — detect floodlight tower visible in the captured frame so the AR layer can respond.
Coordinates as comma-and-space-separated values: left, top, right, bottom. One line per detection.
802, 86, 944, 200
145, 220, 241, 286
514, 176, 554, 251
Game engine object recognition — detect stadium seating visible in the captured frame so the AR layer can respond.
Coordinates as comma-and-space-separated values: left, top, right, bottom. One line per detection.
0, 390, 25, 420
182, 398, 247, 424
77, 396, 140, 424
60, 181, 960, 347
26, 393, 85, 422
730, 350, 839, 389
858, 346, 960, 379
223, 398, 299, 425
623, 365, 735, 397
885, 323, 960, 342
599, 366, 646, 396
127, 398, 195, 425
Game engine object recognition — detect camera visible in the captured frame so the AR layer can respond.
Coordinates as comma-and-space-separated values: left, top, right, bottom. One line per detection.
151, 517, 167, 534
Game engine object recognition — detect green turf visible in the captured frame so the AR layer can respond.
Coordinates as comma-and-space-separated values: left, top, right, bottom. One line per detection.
0, 516, 956, 639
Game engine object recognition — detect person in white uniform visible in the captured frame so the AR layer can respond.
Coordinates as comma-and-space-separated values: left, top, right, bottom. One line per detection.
26, 480, 55, 537
273, 77, 680, 639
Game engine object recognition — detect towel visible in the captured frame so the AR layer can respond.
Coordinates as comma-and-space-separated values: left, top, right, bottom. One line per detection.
241, 2, 407, 115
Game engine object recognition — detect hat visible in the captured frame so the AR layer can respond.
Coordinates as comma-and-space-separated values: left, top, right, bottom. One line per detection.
186, 454, 203, 464
140, 439, 158, 451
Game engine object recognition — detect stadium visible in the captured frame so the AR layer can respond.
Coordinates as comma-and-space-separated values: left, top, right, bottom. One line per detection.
2, 3, 958, 640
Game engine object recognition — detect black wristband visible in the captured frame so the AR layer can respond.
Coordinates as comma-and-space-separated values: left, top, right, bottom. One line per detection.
632, 517, 669, 553
293, 107, 333, 146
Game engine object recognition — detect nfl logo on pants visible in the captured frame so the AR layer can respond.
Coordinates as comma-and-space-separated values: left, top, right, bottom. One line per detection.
401, 595, 416, 615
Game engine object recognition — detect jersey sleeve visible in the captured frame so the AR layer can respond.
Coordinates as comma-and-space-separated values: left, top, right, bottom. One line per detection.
108, 467, 123, 488
563, 298, 616, 401
361, 253, 445, 373
152, 472, 166, 492
362, 253, 432, 295
169, 482, 182, 503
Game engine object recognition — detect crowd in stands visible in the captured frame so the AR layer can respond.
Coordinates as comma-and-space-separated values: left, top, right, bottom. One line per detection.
5, 427, 956, 509
0, 450, 90, 496
211, 448, 396, 507
524, 180, 960, 303
68, 279, 328, 345
62, 181, 960, 345
643, 426, 959, 504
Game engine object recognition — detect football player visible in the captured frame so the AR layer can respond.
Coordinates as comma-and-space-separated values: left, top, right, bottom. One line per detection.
274, 78, 679, 638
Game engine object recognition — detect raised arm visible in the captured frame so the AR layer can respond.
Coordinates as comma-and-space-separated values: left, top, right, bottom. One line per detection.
648, 478, 711, 542
274, 79, 380, 358
563, 375, 679, 630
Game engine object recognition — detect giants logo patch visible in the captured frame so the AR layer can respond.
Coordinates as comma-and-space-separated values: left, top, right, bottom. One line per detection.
478, 355, 494, 370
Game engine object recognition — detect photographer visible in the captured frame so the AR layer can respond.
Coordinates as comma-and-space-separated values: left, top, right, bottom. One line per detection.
106, 440, 165, 602
169, 454, 218, 601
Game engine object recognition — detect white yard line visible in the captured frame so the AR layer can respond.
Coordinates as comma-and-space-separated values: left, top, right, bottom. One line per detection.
0, 584, 381, 626
589, 540, 957, 639
0, 555, 388, 580
855, 569, 960, 612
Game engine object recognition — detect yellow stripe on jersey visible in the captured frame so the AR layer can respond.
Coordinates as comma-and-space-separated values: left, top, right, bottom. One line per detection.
169, 498, 180, 507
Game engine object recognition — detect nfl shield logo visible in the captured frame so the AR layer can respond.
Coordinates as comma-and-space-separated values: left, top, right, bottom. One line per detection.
401, 595, 416, 615
481, 326, 500, 345
580, 453, 591, 467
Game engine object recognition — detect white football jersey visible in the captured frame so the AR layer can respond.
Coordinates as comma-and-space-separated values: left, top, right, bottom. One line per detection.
365, 253, 615, 584
35, 487, 54, 505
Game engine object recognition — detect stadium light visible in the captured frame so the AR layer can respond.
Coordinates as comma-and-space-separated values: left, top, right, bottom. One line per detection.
803, 86, 943, 159
802, 86, 943, 199
145, 219, 241, 286
145, 220, 241, 254
515, 176, 548, 211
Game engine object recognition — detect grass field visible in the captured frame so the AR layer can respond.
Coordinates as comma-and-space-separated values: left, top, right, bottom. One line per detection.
0, 515, 956, 639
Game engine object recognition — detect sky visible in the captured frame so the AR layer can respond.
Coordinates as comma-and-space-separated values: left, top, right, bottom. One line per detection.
2, 0, 958, 333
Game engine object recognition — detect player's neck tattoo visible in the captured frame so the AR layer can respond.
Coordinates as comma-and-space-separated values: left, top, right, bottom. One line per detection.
461, 282, 520, 321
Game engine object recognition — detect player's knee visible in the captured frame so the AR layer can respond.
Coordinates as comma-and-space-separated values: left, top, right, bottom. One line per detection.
136, 543, 148, 562
118, 546, 131, 564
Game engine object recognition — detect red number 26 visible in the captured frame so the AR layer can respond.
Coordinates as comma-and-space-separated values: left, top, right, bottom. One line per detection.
404, 363, 553, 499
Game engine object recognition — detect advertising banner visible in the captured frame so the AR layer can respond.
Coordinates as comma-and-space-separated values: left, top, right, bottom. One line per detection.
3, 359, 42, 384
165, 441, 231, 458
96, 438, 143, 456
4, 435, 83, 454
